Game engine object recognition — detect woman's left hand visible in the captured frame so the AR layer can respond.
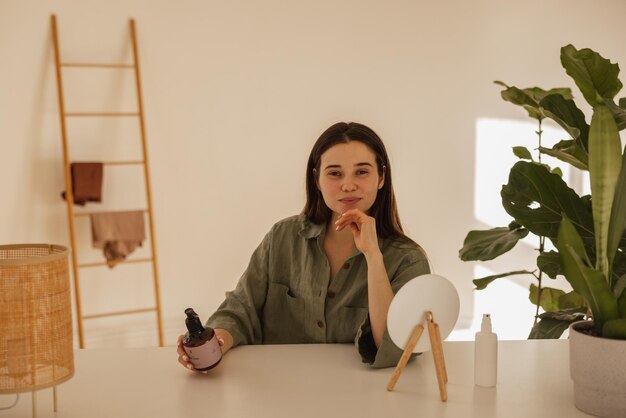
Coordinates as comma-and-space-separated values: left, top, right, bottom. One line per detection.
335, 209, 381, 258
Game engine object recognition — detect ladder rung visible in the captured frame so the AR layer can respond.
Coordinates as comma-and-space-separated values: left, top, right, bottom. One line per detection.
75, 209, 149, 217
61, 62, 134, 69
66, 160, 145, 166
65, 112, 140, 117
104, 160, 145, 166
79, 257, 153, 268
82, 307, 156, 320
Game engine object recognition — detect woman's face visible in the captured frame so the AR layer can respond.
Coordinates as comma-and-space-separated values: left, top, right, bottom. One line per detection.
316, 141, 385, 218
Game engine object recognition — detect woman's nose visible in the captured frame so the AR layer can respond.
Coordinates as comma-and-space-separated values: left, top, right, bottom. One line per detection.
340, 179, 357, 192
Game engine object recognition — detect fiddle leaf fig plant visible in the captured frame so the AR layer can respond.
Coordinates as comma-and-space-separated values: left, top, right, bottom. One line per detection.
460, 44, 626, 339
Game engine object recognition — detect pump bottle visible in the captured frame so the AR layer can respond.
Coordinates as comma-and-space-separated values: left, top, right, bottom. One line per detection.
182, 308, 222, 371
474, 313, 497, 387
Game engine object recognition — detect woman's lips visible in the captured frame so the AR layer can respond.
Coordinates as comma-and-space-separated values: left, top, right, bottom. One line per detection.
339, 197, 361, 205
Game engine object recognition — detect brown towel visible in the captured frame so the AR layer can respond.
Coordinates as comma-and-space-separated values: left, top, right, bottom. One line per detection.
61, 162, 104, 206
90, 211, 146, 268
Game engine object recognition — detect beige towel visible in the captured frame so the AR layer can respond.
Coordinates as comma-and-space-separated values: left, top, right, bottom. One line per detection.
91, 211, 146, 268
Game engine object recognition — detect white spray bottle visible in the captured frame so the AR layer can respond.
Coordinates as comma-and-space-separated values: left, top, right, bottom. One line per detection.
474, 313, 497, 387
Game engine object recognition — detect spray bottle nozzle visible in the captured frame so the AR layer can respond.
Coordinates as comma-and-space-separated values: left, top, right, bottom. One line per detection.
480, 313, 492, 333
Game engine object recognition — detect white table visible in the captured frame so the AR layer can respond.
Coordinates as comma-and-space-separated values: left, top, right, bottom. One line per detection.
2, 340, 590, 418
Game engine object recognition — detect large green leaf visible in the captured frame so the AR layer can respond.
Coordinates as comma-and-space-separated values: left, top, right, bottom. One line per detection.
589, 104, 622, 279
560, 44, 623, 107
459, 225, 529, 261
540, 94, 589, 147
556, 216, 619, 334
559, 291, 584, 309
528, 317, 572, 339
495, 81, 572, 119
501, 161, 593, 240
538, 141, 588, 170
497, 85, 542, 119
537, 251, 562, 279
473, 270, 535, 290
528, 309, 586, 339
608, 145, 626, 273
529, 283, 565, 311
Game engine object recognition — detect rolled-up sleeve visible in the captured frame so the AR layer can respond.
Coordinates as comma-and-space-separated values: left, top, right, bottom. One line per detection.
206, 229, 273, 347
356, 254, 431, 368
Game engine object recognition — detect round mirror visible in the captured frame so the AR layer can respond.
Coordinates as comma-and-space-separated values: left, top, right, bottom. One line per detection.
387, 274, 460, 353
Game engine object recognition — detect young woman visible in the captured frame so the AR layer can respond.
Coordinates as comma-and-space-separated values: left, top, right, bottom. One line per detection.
177, 122, 430, 369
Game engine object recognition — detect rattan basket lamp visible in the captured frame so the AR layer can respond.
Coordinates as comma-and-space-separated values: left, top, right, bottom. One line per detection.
0, 244, 74, 418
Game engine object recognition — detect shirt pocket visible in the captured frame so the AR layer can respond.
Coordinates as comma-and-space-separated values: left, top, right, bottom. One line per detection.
262, 282, 305, 344
334, 306, 369, 343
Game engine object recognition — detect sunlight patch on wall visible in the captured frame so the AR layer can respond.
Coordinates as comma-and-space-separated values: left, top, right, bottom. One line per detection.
474, 118, 573, 237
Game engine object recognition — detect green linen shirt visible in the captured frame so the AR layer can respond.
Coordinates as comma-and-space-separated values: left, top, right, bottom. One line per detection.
206, 214, 430, 368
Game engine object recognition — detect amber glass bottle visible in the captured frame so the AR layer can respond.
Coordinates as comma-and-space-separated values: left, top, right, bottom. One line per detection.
182, 308, 222, 371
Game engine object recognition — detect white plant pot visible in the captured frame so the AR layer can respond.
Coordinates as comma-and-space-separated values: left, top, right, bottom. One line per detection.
569, 320, 626, 418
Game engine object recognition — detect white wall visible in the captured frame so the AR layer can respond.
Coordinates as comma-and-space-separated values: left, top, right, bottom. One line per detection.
2, 0, 626, 347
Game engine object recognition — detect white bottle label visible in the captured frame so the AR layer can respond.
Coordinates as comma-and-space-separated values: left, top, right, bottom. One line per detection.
184, 335, 222, 369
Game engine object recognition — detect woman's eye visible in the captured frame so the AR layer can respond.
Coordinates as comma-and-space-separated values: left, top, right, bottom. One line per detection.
328, 171, 341, 177
356, 170, 369, 175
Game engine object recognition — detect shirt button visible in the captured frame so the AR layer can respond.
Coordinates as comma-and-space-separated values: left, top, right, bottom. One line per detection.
317, 320, 325, 328
343, 262, 350, 269
327, 290, 335, 299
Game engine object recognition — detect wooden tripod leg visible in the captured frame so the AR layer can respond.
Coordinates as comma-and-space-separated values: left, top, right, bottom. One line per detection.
427, 313, 447, 402
434, 322, 448, 383
387, 324, 424, 391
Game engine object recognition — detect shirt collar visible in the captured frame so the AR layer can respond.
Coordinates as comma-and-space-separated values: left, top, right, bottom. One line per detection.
298, 220, 325, 239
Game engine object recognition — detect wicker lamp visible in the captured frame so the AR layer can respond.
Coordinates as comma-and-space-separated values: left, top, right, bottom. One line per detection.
0, 244, 74, 417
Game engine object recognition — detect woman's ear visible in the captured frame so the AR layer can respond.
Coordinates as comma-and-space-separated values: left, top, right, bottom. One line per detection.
378, 165, 386, 190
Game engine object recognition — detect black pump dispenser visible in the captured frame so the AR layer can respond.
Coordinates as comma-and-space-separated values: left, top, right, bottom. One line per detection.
185, 308, 204, 333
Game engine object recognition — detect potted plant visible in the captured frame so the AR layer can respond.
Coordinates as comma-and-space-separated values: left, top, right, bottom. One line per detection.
460, 44, 626, 416
459, 45, 626, 343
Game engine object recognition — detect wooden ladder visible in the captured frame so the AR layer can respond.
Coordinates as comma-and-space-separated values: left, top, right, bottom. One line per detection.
50, 14, 164, 348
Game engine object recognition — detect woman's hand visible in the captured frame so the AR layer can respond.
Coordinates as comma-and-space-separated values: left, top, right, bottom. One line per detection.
335, 208, 390, 348
334, 209, 381, 258
177, 335, 197, 371
176, 334, 225, 372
